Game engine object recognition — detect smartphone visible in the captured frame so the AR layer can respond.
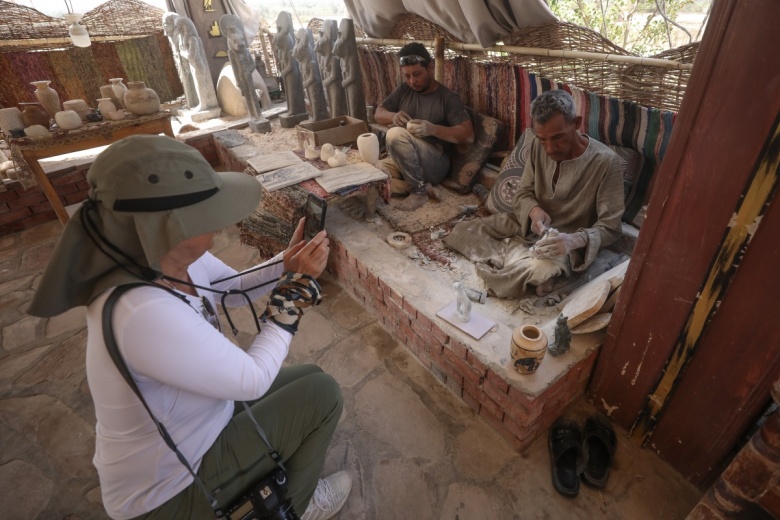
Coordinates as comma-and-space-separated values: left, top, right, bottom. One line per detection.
303, 193, 328, 241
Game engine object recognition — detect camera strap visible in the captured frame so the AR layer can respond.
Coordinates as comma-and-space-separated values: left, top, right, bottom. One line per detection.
102, 283, 286, 517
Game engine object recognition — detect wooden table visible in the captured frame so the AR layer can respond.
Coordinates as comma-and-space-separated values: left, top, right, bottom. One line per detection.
9, 113, 174, 224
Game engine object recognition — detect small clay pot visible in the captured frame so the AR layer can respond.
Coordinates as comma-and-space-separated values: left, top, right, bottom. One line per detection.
123, 81, 160, 116
19, 102, 50, 128
510, 324, 548, 375
357, 132, 379, 164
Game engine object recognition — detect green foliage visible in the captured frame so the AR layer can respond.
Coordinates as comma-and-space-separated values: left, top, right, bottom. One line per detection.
548, 0, 710, 56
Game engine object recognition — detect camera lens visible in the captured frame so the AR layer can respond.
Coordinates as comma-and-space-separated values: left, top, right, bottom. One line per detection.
274, 473, 287, 486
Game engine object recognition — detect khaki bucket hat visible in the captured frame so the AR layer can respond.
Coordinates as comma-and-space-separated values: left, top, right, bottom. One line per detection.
29, 134, 262, 317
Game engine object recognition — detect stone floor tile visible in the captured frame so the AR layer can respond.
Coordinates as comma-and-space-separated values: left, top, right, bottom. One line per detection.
20, 220, 61, 246
440, 482, 521, 520
370, 458, 435, 520
0, 460, 53, 520
354, 373, 446, 460
0, 344, 50, 382
326, 291, 377, 332
289, 309, 338, 359
16, 330, 87, 386
0, 395, 95, 480
0, 274, 33, 297
317, 322, 396, 388
44, 306, 86, 338
20, 242, 56, 273
453, 422, 513, 480
2, 315, 41, 351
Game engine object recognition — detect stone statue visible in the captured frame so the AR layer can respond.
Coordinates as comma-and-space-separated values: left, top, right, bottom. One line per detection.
163, 12, 198, 109
293, 28, 328, 121
548, 314, 572, 357
219, 14, 270, 133
173, 16, 220, 121
454, 282, 472, 322
315, 19, 347, 118
275, 11, 308, 128
332, 18, 367, 122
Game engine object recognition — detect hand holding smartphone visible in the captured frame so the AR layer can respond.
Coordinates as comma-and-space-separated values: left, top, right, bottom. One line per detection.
303, 193, 328, 241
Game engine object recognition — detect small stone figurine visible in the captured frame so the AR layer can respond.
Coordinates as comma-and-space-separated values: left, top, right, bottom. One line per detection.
454, 282, 472, 323
548, 314, 572, 357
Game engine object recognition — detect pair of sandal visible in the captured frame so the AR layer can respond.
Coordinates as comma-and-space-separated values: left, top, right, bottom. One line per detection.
548, 414, 616, 497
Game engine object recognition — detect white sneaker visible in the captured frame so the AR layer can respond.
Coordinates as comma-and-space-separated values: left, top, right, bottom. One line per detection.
301, 471, 352, 520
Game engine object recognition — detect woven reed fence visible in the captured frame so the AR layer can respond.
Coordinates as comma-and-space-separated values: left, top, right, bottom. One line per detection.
0, 0, 182, 110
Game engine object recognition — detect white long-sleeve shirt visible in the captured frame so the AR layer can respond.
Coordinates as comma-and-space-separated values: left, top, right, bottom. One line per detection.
85, 252, 289, 519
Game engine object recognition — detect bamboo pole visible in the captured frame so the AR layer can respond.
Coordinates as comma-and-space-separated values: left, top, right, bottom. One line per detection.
356, 37, 694, 71
1, 34, 146, 49
434, 37, 445, 82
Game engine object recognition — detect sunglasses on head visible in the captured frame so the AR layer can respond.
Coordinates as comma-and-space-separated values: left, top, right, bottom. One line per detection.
399, 55, 428, 66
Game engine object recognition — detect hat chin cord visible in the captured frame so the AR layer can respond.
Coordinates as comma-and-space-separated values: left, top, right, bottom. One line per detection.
81, 199, 284, 335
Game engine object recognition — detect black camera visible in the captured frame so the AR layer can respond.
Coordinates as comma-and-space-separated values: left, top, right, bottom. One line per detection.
226, 469, 299, 520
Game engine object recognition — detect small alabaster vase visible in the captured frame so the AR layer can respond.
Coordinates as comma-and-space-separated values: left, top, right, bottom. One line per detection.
0, 107, 25, 135
109, 78, 128, 109
357, 132, 379, 164
97, 98, 117, 115
31, 80, 61, 119
62, 99, 90, 121
510, 324, 548, 375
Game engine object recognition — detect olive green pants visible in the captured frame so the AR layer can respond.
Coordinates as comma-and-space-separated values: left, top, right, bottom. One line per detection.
137, 364, 343, 519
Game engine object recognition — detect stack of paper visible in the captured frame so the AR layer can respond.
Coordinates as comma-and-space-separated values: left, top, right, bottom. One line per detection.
247, 151, 302, 174
314, 163, 388, 193
257, 161, 322, 192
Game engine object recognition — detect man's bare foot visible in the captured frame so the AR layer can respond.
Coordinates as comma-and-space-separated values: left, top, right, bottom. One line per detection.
398, 193, 428, 211
425, 182, 442, 201
534, 278, 555, 296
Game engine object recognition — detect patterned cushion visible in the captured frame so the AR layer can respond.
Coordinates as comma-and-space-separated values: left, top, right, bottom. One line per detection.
485, 129, 643, 217
442, 108, 502, 194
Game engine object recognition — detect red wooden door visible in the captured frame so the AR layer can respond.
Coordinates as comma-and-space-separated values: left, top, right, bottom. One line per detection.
589, 0, 780, 486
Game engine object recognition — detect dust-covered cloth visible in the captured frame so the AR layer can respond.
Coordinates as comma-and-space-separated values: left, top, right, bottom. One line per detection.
444, 136, 625, 298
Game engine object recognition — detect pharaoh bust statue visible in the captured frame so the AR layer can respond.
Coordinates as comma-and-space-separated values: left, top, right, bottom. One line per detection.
173, 16, 219, 115
315, 19, 347, 118
275, 11, 307, 125
332, 18, 367, 122
162, 12, 198, 109
293, 28, 328, 121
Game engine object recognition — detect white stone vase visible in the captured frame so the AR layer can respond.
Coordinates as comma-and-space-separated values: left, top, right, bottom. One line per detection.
54, 110, 83, 130
109, 78, 128, 109
0, 107, 24, 135
100, 84, 122, 110
357, 132, 379, 164
320, 143, 335, 162
97, 98, 117, 115
31, 80, 61, 119
123, 81, 160, 116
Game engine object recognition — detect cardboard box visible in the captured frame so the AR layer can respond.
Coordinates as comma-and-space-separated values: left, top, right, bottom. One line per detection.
296, 116, 368, 149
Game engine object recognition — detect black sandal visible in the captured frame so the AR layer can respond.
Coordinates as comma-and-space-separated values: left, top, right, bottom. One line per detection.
581, 413, 616, 488
548, 417, 583, 497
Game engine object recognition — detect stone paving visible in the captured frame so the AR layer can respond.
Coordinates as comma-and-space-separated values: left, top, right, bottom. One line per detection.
0, 221, 702, 519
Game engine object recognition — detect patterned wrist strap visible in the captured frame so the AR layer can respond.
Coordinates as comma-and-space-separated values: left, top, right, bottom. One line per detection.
261, 272, 323, 334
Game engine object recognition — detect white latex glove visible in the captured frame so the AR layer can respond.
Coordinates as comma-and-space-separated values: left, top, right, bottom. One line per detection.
407, 119, 433, 138
392, 111, 411, 128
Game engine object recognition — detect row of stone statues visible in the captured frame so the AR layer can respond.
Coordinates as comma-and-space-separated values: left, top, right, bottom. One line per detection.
162, 11, 368, 130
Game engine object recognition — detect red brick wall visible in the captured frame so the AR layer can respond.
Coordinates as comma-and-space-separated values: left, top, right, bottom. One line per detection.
327, 236, 598, 451
0, 134, 217, 236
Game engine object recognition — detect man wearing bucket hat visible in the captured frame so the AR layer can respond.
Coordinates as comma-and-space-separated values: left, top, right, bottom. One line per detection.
29, 135, 352, 520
